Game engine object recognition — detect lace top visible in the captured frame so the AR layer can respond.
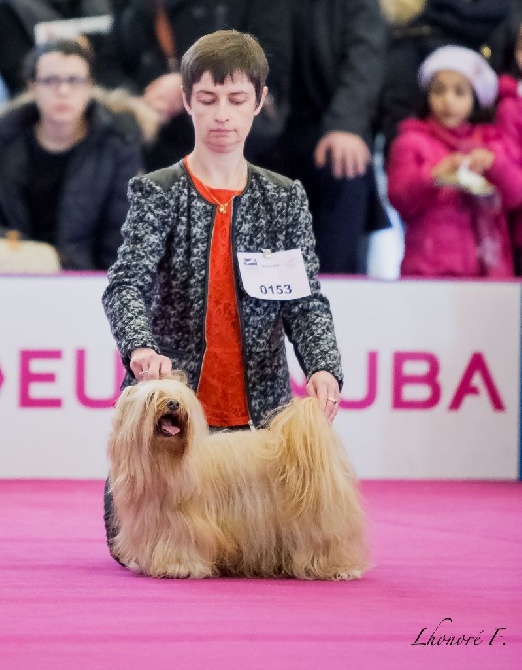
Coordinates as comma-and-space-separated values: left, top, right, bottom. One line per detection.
184, 158, 249, 426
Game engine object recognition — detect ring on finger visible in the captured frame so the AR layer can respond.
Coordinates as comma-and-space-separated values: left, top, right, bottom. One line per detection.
326, 397, 338, 404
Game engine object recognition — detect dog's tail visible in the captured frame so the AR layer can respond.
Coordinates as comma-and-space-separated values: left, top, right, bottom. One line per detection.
268, 397, 362, 520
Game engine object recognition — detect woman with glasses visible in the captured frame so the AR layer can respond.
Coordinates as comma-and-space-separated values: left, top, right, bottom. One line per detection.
0, 38, 145, 270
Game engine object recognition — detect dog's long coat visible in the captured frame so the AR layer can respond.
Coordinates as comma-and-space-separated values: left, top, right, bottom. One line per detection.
107, 375, 369, 579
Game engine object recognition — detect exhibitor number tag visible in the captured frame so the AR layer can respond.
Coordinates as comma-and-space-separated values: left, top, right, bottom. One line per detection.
237, 249, 311, 300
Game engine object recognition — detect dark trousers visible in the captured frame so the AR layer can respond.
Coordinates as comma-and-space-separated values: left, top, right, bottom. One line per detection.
270, 121, 388, 275
103, 478, 124, 565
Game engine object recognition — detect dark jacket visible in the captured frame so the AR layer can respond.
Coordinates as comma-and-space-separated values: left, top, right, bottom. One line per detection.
288, 0, 386, 145
0, 97, 143, 270
387, 117, 522, 277
102, 162, 343, 426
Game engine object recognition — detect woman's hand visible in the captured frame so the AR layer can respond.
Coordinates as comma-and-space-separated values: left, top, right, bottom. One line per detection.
306, 371, 340, 421
130, 348, 172, 381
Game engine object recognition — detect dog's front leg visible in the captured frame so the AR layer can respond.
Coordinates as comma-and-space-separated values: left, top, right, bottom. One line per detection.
146, 516, 219, 579
149, 548, 215, 579
146, 539, 216, 579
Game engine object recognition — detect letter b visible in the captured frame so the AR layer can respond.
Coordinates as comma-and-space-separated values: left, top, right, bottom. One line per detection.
393, 352, 441, 409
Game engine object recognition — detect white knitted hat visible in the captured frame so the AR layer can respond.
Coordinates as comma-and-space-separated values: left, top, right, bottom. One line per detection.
418, 45, 498, 107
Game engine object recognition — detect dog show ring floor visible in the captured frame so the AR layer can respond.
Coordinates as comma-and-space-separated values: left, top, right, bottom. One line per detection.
0, 479, 520, 670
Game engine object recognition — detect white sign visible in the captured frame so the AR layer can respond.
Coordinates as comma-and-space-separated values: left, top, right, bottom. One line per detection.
0, 275, 519, 479
34, 15, 113, 44
287, 279, 521, 479
237, 249, 311, 300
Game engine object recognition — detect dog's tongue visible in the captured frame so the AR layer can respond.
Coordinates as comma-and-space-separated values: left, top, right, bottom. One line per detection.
160, 418, 180, 435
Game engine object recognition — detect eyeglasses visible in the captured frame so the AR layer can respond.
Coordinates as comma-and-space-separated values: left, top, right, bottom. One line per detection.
34, 75, 91, 89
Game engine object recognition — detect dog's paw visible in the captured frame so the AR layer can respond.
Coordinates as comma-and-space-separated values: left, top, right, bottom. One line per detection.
127, 561, 143, 574
163, 562, 213, 579
333, 570, 362, 581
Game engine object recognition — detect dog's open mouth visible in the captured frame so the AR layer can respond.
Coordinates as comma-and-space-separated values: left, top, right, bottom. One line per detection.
156, 400, 183, 437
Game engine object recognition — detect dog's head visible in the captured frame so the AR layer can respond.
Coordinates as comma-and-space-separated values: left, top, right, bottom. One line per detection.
109, 372, 208, 461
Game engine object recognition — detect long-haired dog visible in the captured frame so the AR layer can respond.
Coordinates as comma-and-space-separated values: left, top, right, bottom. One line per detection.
107, 373, 369, 580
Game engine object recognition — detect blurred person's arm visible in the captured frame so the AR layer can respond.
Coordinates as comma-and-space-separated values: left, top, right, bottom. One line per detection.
97, 142, 143, 270
317, 0, 387, 179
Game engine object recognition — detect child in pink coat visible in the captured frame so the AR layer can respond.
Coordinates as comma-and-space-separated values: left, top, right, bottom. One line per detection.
387, 45, 522, 278
496, 23, 522, 274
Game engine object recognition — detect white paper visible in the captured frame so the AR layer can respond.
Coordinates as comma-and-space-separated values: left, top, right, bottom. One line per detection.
237, 249, 311, 300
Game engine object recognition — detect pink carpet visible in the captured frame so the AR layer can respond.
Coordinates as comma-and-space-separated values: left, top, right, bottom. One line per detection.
1, 480, 520, 670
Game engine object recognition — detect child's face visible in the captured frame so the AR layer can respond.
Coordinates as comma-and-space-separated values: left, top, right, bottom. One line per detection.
428, 70, 475, 128
183, 70, 266, 154
30, 52, 92, 127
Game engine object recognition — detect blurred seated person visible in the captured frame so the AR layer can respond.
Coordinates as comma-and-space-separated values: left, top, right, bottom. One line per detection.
0, 0, 121, 96
110, 0, 290, 170
0, 38, 144, 270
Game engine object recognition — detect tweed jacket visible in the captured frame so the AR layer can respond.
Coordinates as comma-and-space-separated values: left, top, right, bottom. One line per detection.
103, 161, 343, 426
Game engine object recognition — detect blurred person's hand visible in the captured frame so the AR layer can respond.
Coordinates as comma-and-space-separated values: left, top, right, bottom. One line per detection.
314, 132, 371, 179
467, 148, 495, 174
431, 152, 466, 180
143, 73, 184, 123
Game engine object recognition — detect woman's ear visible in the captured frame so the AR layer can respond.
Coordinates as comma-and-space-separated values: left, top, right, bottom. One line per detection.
254, 85, 269, 116
181, 87, 192, 115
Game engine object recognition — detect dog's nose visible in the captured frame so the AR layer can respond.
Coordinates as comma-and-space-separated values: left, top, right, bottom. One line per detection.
167, 400, 179, 412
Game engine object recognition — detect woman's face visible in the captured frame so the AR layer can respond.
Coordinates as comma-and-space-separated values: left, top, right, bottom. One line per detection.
31, 52, 92, 127
182, 70, 266, 155
428, 70, 475, 128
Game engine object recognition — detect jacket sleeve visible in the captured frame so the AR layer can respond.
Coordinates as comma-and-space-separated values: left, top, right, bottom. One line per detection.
280, 181, 344, 387
495, 97, 522, 162
102, 176, 172, 365
386, 131, 440, 220
97, 141, 144, 270
485, 144, 522, 211
321, 0, 386, 142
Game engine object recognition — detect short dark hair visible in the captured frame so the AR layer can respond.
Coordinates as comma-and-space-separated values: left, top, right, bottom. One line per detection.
24, 38, 95, 83
181, 30, 268, 105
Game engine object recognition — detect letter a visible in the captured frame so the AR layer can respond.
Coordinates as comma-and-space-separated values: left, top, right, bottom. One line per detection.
449, 352, 505, 411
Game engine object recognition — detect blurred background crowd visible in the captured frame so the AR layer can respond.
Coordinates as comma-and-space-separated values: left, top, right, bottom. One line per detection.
0, 0, 521, 278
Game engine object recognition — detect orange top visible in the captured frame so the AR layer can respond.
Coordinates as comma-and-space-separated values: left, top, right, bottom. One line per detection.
184, 158, 250, 426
